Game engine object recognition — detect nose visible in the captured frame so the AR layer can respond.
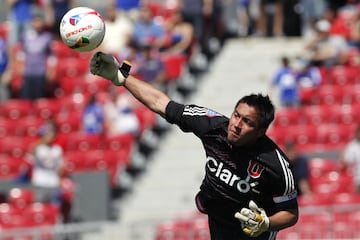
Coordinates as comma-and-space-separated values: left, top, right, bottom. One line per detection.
234, 117, 243, 128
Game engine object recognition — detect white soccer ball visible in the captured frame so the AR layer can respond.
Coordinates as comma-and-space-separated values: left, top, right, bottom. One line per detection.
59, 7, 105, 52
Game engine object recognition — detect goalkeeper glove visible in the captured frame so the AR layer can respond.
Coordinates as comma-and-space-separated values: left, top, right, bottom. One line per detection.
90, 52, 131, 86
234, 200, 270, 237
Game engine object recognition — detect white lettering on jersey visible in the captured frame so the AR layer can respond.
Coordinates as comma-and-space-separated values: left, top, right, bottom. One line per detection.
207, 156, 251, 193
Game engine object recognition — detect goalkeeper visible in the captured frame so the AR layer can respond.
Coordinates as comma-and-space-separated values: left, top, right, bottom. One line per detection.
90, 52, 299, 240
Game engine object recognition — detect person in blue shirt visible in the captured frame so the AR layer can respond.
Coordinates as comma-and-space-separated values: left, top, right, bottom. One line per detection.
82, 94, 105, 135
284, 141, 313, 197
6, 0, 34, 47
0, 36, 9, 102
270, 56, 300, 107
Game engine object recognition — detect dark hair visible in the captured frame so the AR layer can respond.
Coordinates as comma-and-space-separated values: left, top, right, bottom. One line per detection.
235, 93, 275, 129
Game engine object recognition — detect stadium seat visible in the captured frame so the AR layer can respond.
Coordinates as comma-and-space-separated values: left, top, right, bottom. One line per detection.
308, 157, 338, 179
63, 151, 89, 174
331, 192, 360, 206
297, 194, 332, 207
134, 105, 157, 135
0, 136, 36, 158
310, 171, 355, 194
8, 188, 34, 210
0, 117, 16, 137
344, 85, 360, 104
32, 98, 63, 120
327, 65, 359, 86
161, 54, 187, 82
1, 99, 32, 120
24, 203, 60, 226
272, 108, 302, 127
295, 212, 333, 239
103, 134, 135, 153
0, 203, 28, 229
63, 132, 102, 152
0, 158, 26, 180
15, 116, 44, 137
317, 85, 345, 105
51, 40, 78, 59
54, 112, 82, 134
301, 105, 334, 125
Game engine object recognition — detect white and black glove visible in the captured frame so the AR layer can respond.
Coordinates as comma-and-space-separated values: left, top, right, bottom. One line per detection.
90, 52, 131, 86
234, 200, 270, 237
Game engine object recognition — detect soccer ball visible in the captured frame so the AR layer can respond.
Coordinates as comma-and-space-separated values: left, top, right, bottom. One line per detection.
59, 7, 105, 52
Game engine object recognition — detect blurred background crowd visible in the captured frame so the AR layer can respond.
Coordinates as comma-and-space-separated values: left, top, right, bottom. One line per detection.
1, 0, 360, 239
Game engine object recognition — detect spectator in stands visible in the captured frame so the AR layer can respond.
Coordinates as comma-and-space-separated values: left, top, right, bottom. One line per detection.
284, 141, 313, 197
0, 35, 9, 102
348, 6, 360, 50
6, 0, 35, 48
303, 19, 349, 67
82, 94, 105, 136
90, 52, 299, 239
103, 88, 140, 137
160, 8, 195, 57
110, 0, 144, 21
101, 5, 134, 55
131, 5, 165, 49
269, 56, 300, 107
137, 45, 167, 88
256, 0, 284, 37
293, 57, 322, 89
29, 120, 65, 204
48, 0, 77, 39
340, 124, 360, 193
178, 0, 211, 42
301, 0, 328, 37
20, 11, 56, 100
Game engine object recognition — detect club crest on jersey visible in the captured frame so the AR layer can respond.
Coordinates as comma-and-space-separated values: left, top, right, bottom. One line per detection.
247, 160, 264, 178
206, 109, 221, 117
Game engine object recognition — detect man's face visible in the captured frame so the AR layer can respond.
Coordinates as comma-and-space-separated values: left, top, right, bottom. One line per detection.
227, 103, 265, 147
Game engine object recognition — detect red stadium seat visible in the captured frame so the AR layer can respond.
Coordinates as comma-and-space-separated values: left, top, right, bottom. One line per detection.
63, 151, 89, 174
8, 188, 34, 210
1, 99, 32, 120
301, 105, 334, 125
310, 171, 355, 194
317, 85, 345, 105
0, 136, 36, 158
343, 85, 360, 104
0, 203, 28, 229
0, 158, 27, 180
24, 203, 60, 226
103, 133, 135, 153
33, 98, 63, 120
161, 54, 187, 82
15, 116, 44, 137
272, 108, 302, 127
134, 105, 157, 135
297, 194, 332, 207
331, 192, 360, 206
0, 117, 17, 137
327, 65, 359, 86
54, 112, 82, 134
63, 132, 102, 151
308, 157, 337, 179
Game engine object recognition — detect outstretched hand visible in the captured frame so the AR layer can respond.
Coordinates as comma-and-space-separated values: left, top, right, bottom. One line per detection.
90, 52, 131, 86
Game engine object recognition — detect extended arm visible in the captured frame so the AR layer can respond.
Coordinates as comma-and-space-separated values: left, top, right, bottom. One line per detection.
124, 75, 170, 117
90, 52, 171, 117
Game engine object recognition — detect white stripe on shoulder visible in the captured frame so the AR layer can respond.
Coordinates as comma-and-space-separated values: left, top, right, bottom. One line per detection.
183, 106, 209, 116
275, 149, 295, 196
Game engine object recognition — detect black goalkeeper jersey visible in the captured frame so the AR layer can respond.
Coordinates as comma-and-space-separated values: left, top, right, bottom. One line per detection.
165, 101, 298, 239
